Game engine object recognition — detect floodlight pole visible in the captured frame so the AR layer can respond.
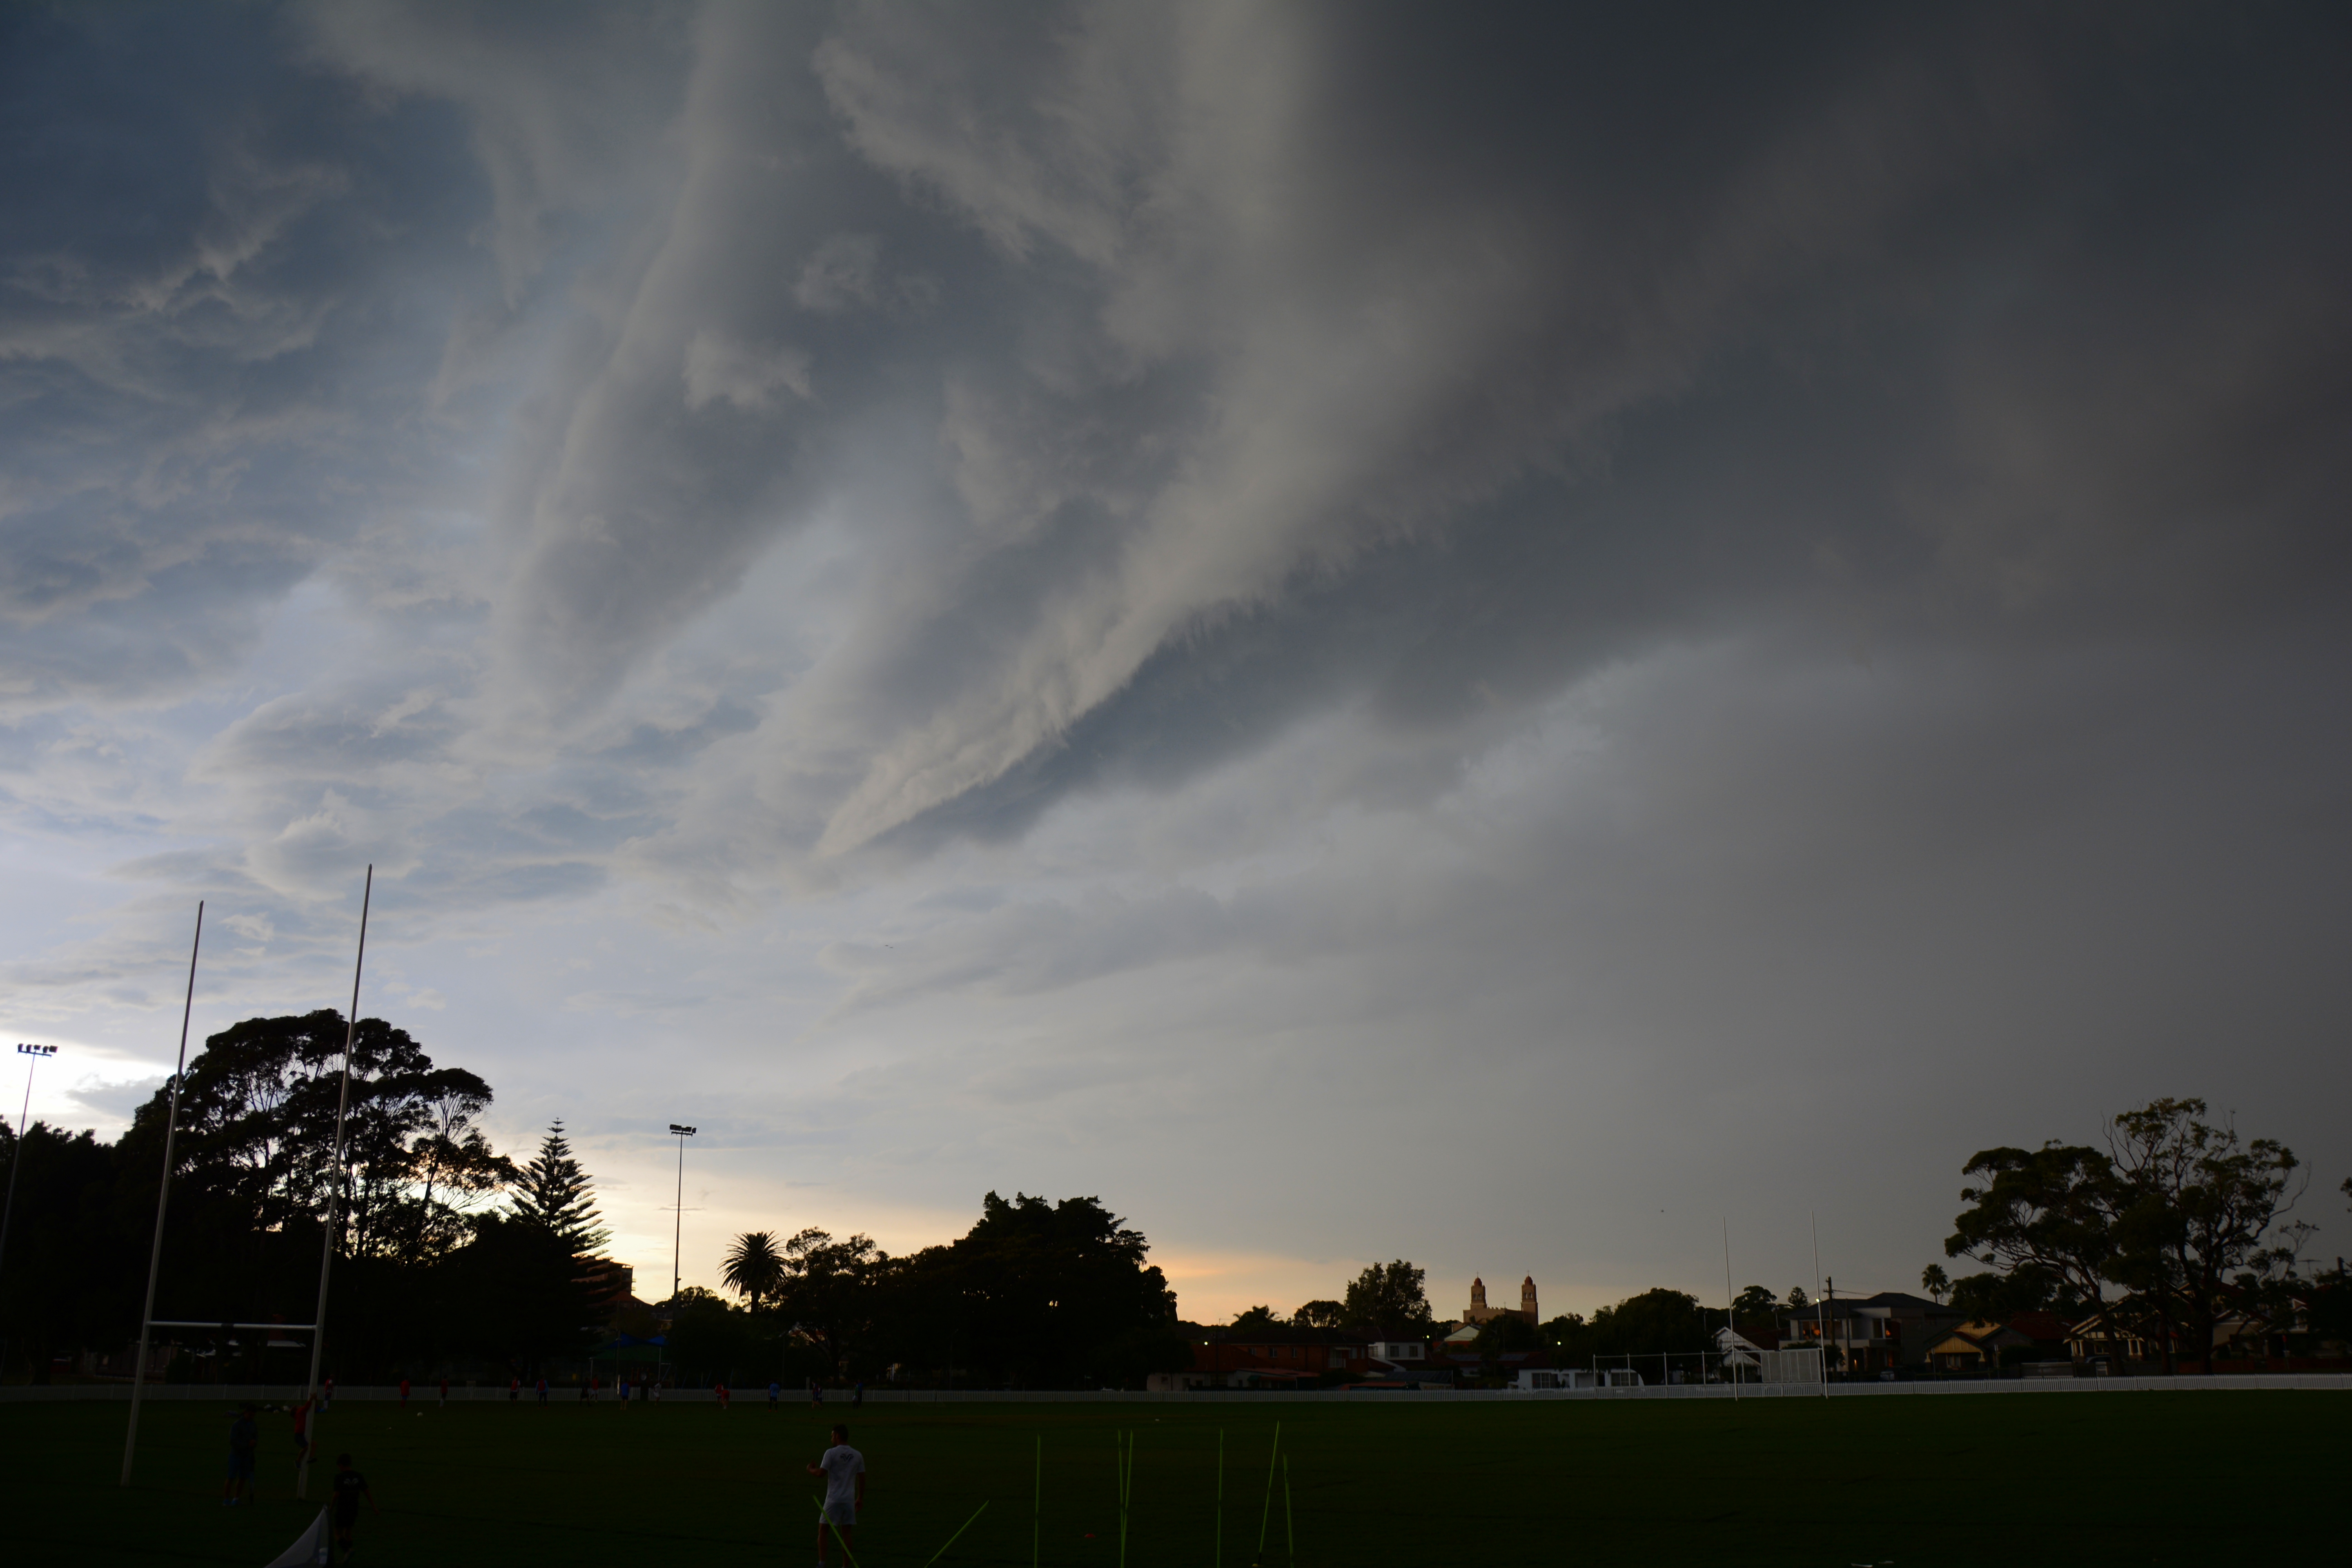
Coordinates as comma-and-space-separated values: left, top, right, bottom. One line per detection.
298, 866, 372, 1501
120, 902, 205, 1485
668, 1124, 697, 1301
0, 1039, 63, 1386
0, 1043, 60, 1286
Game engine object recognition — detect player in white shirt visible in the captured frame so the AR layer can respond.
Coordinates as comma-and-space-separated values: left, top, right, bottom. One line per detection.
805, 1423, 866, 1566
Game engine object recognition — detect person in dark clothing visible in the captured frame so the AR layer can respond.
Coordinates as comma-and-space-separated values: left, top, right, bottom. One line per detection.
223, 1404, 258, 1506
330, 1452, 376, 1560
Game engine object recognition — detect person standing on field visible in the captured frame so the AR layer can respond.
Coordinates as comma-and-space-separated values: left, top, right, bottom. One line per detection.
399, 1376, 410, 1408
438, 1376, 448, 1406
330, 1452, 377, 1561
807, 1422, 865, 1567
222, 1403, 258, 1506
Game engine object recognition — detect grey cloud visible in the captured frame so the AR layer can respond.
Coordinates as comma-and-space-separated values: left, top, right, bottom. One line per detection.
4, 3, 2350, 1300
824, 883, 1234, 1013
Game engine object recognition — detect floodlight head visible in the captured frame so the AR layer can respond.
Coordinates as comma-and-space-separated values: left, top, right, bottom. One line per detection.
669, 1123, 697, 1136
17, 1043, 56, 1056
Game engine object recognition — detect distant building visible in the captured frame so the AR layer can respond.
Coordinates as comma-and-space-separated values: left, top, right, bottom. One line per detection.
1780, 1291, 1964, 1374
1463, 1275, 1538, 1327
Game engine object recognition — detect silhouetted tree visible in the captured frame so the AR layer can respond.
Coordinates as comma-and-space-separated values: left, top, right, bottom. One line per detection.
1342, 1259, 1431, 1332
721, 1231, 786, 1312
509, 1120, 608, 1253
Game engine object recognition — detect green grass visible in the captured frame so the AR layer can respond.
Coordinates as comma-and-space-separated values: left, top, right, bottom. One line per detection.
5, 1390, 2343, 1566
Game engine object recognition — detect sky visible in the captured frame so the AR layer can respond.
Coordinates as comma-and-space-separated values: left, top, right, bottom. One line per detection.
3, 2, 2349, 1324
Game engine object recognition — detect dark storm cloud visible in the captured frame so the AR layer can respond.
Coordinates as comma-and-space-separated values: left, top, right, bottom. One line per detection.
308, 0, 2341, 878
4, 3, 2351, 1300
0, 3, 491, 707
9, 2, 2346, 871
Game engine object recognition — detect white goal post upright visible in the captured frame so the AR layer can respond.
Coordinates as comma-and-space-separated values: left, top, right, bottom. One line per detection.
297, 865, 372, 1503
1722, 1217, 1739, 1400
120, 900, 204, 1487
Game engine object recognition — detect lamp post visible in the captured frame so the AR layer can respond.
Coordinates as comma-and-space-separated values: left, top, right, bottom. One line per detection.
0, 1043, 60, 1283
0, 1042, 59, 1382
668, 1124, 697, 1302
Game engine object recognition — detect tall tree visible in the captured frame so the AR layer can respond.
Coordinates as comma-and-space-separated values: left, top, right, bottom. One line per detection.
1342, 1259, 1430, 1332
1293, 1299, 1346, 1329
888, 1192, 1184, 1388
509, 1121, 609, 1253
779, 1227, 885, 1376
1588, 1288, 1708, 1359
1947, 1099, 2308, 1370
1919, 1264, 1949, 1304
1946, 1140, 2132, 1357
2107, 1098, 2305, 1372
721, 1230, 787, 1312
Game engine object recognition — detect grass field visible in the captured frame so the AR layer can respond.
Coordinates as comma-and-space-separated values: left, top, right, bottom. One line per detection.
5, 1391, 2343, 1566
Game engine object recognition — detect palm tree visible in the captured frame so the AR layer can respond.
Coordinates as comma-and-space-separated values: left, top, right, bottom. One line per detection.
721, 1230, 786, 1312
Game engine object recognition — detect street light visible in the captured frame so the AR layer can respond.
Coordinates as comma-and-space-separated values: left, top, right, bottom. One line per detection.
668, 1124, 697, 1303
0, 1043, 60, 1370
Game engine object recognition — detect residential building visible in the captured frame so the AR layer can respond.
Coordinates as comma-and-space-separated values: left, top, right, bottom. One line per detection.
1924, 1312, 2068, 1372
1780, 1291, 1964, 1374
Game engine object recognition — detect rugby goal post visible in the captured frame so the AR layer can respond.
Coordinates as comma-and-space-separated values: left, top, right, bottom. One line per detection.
264, 1508, 330, 1568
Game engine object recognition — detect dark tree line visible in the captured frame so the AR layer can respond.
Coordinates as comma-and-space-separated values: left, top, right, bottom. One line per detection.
677, 1191, 1191, 1390
0, 1011, 1193, 1390
1944, 1097, 2336, 1370
0, 1013, 598, 1385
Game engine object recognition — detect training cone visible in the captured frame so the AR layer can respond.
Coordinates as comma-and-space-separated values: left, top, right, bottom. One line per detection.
263, 1506, 331, 1567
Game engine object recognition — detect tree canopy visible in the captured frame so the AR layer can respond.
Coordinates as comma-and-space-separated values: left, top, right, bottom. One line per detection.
1947, 1097, 2308, 1370
1342, 1259, 1431, 1332
509, 1120, 609, 1254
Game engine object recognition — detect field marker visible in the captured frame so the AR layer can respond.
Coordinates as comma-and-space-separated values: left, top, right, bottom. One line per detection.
920, 1501, 990, 1568
1282, 1454, 1294, 1565
1114, 1428, 1136, 1567
1257, 1421, 1282, 1557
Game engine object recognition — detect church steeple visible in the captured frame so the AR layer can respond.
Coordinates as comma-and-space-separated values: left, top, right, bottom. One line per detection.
1521, 1276, 1538, 1321
1470, 1276, 1488, 1310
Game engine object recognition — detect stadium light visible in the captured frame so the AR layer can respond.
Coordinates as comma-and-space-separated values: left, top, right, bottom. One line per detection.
0, 1042, 61, 1384
669, 1124, 697, 1303
0, 1043, 61, 1279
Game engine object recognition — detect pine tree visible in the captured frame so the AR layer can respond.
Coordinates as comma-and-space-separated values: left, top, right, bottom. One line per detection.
509, 1119, 610, 1253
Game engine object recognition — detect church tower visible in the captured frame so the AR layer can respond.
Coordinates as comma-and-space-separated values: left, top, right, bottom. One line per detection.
1469, 1277, 1489, 1321
1520, 1276, 1538, 1324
